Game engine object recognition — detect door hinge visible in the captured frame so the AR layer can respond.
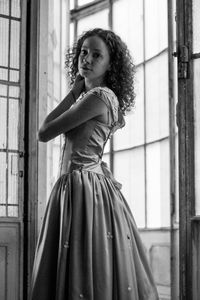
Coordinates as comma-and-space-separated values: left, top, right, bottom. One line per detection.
176, 45, 189, 79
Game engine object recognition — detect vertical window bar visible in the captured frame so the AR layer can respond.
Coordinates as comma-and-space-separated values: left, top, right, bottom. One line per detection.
108, 0, 113, 173
143, 0, 147, 228
5, 0, 12, 216
108, 0, 113, 30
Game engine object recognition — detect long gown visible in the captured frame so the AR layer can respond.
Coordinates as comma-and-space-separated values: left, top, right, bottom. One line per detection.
30, 87, 159, 300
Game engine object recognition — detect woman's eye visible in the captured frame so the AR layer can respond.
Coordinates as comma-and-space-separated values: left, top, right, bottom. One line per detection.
93, 53, 100, 58
80, 49, 87, 55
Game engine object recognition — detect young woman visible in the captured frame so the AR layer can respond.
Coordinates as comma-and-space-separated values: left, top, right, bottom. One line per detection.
30, 28, 158, 300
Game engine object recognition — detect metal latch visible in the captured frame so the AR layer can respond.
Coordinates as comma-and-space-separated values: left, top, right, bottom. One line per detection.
173, 45, 189, 79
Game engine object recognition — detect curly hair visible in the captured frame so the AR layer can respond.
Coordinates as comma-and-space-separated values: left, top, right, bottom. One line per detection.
65, 28, 136, 114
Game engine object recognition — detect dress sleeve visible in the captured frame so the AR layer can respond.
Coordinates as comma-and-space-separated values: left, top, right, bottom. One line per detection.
86, 87, 111, 109
87, 87, 125, 130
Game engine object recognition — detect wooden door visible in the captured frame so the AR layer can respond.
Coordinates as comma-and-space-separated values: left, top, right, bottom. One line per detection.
0, 1, 26, 299
176, 0, 200, 299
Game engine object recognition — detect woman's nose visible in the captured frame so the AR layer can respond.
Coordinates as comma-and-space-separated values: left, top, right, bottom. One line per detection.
83, 54, 92, 64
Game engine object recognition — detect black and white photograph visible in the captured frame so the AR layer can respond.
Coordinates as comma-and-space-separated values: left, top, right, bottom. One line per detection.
0, 0, 199, 299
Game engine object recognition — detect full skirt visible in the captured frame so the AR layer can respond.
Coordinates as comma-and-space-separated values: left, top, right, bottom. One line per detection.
30, 170, 159, 300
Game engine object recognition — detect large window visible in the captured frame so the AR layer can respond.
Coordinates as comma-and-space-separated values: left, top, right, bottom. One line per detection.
69, 0, 171, 229
36, 0, 178, 298
0, 0, 23, 218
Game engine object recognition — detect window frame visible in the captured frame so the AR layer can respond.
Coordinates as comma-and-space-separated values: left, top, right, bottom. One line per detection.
69, 0, 177, 231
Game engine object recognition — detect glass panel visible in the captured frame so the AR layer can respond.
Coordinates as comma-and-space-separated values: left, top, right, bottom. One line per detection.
10, 20, 20, 69
193, 0, 200, 53
8, 206, 18, 217
77, 9, 109, 36
114, 65, 144, 150
0, 84, 7, 96
194, 59, 200, 214
8, 153, 18, 206
0, 206, 6, 217
9, 86, 19, 98
8, 99, 19, 149
104, 139, 110, 154
52, 0, 61, 64
70, 22, 74, 47
0, 0, 9, 15
145, 0, 168, 60
9, 70, 19, 82
78, 0, 95, 6
146, 139, 170, 228
0, 153, 6, 205
113, 0, 144, 64
114, 147, 145, 228
145, 51, 169, 142
0, 98, 7, 148
0, 18, 9, 67
0, 68, 8, 81
70, 0, 74, 10
11, 0, 21, 18
102, 153, 110, 169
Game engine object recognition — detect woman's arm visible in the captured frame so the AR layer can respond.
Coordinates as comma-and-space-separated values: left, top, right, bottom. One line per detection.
42, 75, 85, 124
38, 93, 108, 142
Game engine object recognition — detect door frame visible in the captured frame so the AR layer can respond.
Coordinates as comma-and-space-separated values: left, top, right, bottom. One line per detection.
176, 0, 195, 299
24, 0, 40, 297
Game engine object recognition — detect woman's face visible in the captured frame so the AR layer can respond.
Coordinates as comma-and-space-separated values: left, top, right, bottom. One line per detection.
78, 35, 110, 87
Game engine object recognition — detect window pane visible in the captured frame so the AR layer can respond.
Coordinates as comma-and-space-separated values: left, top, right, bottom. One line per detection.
70, 0, 74, 10
146, 139, 170, 228
104, 139, 110, 154
146, 51, 169, 142
77, 9, 109, 36
78, 0, 95, 6
70, 22, 74, 46
0, 84, 7, 96
102, 153, 110, 169
145, 0, 168, 60
10, 20, 20, 69
8, 153, 18, 205
9, 86, 19, 98
0, 98, 7, 148
8, 99, 19, 150
194, 59, 200, 214
113, 0, 144, 64
8, 206, 18, 217
9, 70, 19, 82
0, 68, 8, 81
0, 153, 6, 206
0, 0, 9, 15
114, 65, 144, 150
193, 0, 200, 53
0, 206, 6, 216
11, 0, 21, 18
0, 18, 9, 67
114, 147, 145, 228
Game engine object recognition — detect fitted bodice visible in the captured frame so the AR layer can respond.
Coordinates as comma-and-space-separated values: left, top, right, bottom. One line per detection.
59, 87, 125, 186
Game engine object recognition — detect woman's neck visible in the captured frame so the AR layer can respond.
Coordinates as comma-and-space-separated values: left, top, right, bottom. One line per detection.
84, 79, 106, 92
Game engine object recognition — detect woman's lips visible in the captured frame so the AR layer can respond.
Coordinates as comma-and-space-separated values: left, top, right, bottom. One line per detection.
81, 65, 92, 71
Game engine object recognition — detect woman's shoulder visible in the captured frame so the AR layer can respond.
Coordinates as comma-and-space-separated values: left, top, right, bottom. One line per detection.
86, 86, 118, 109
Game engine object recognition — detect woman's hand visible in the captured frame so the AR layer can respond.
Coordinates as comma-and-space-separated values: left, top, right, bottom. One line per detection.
38, 75, 85, 142
71, 74, 85, 100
